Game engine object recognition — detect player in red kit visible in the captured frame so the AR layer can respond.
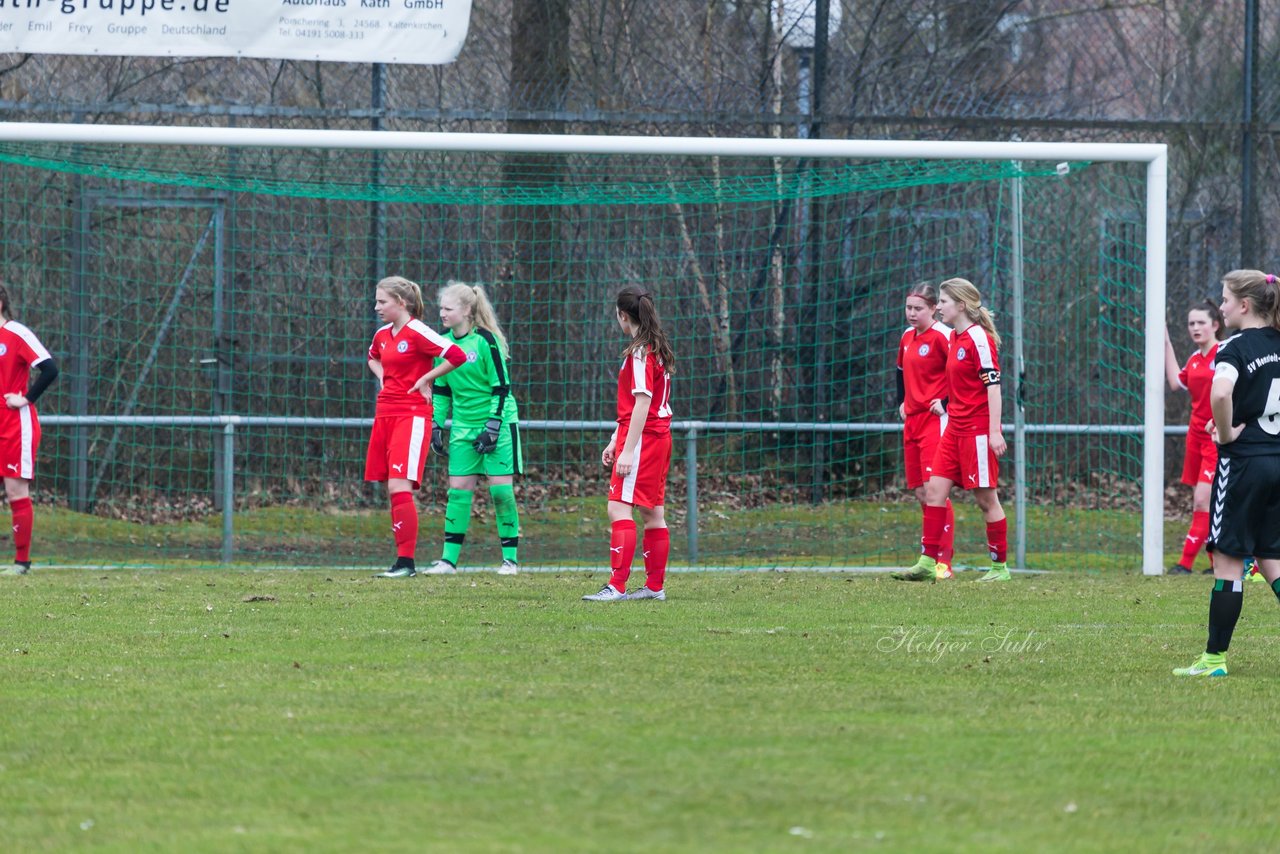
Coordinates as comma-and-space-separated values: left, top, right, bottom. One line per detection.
583, 285, 675, 602
893, 282, 956, 581
1163, 300, 1225, 575
364, 276, 466, 578
0, 284, 58, 576
896, 277, 1011, 582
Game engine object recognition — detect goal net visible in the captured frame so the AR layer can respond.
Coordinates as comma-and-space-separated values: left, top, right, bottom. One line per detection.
0, 125, 1167, 572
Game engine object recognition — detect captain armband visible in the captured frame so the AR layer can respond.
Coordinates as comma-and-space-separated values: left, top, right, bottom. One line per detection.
979, 368, 1001, 387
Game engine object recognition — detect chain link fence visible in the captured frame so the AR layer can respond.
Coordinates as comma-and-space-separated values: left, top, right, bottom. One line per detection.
0, 0, 1276, 490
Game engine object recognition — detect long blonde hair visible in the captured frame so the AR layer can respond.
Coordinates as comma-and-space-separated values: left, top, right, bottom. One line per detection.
438, 280, 510, 357
939, 277, 1001, 347
1222, 269, 1280, 331
377, 276, 425, 320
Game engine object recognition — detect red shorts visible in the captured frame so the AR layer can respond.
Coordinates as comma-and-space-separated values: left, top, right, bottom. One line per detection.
364, 413, 431, 488
903, 411, 945, 489
0, 405, 40, 480
930, 429, 998, 490
608, 430, 672, 508
1181, 423, 1217, 486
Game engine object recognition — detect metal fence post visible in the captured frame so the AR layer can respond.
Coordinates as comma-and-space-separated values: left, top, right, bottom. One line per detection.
222, 420, 235, 564
685, 424, 699, 565
1011, 165, 1027, 569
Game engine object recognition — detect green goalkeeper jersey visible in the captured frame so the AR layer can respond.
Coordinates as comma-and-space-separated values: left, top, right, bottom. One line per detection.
432, 328, 519, 427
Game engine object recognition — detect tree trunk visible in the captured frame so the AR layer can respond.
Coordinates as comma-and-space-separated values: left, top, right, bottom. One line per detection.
505, 0, 571, 417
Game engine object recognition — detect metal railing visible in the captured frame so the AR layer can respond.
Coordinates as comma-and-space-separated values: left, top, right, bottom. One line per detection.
40, 415, 1174, 566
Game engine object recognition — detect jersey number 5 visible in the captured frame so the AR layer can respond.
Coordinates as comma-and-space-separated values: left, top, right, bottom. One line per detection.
1263, 378, 1280, 436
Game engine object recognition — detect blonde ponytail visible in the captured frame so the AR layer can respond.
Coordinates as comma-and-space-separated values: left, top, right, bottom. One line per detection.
438, 280, 510, 357
376, 275, 425, 320
939, 277, 1001, 347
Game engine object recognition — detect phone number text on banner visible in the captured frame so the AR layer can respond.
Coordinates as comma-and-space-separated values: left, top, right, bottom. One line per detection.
2, 1, 473, 65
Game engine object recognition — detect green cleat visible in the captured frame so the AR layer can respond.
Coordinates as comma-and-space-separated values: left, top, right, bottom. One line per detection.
975, 563, 1011, 582
1172, 652, 1227, 677
892, 557, 937, 582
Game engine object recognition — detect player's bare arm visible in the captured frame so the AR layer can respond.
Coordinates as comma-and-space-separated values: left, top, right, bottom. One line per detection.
615, 393, 651, 477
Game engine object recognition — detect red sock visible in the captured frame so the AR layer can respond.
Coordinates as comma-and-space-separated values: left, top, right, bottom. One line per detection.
390, 491, 418, 559
1180, 510, 1209, 568
642, 527, 669, 591
940, 499, 956, 564
986, 517, 1008, 564
921, 504, 947, 560
11, 496, 31, 563
607, 519, 637, 593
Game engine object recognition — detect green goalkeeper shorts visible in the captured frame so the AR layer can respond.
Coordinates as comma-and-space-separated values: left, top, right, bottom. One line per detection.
446, 420, 524, 478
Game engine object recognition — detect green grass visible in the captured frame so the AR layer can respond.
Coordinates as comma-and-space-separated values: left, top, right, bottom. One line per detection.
1, 570, 1275, 851
32, 499, 1193, 572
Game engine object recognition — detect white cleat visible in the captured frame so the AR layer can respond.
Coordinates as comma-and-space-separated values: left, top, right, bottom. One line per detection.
497, 559, 519, 576
424, 560, 457, 575
582, 584, 625, 602
624, 586, 666, 601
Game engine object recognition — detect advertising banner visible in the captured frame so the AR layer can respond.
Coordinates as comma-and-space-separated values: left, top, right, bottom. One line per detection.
0, 1, 472, 65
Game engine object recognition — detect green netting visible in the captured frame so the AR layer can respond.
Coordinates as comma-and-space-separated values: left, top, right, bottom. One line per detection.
0, 142, 1076, 205
0, 139, 1149, 571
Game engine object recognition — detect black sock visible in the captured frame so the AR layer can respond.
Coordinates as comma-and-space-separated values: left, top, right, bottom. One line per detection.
1207, 578, 1244, 654
17, 560, 30, 569
393, 556, 415, 571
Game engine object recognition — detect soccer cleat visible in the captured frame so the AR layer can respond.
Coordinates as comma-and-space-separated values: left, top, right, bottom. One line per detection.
975, 563, 1011, 582
497, 559, 519, 576
0, 563, 30, 576
424, 560, 457, 575
1172, 652, 1228, 677
934, 562, 954, 580
375, 565, 416, 579
892, 557, 937, 582
625, 586, 666, 601
582, 584, 625, 602
1168, 563, 1193, 575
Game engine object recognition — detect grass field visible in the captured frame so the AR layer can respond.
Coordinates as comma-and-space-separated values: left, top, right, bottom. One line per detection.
2, 569, 1277, 852
29, 498, 1201, 573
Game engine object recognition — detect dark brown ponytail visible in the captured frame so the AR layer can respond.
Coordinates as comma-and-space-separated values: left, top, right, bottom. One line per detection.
616, 285, 676, 373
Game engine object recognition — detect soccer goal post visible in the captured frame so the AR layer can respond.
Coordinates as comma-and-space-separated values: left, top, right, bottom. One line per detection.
0, 122, 1166, 573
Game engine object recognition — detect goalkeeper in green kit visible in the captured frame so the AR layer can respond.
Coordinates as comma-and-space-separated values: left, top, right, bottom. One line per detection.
425, 281, 522, 575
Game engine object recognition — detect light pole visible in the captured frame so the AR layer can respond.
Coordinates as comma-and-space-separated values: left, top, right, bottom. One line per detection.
775, 0, 842, 139
776, 0, 841, 501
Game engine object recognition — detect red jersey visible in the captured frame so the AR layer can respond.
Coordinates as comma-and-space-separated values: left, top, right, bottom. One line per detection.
944, 325, 1000, 434
616, 347, 672, 436
368, 319, 465, 416
1177, 343, 1217, 432
0, 321, 52, 403
897, 322, 951, 415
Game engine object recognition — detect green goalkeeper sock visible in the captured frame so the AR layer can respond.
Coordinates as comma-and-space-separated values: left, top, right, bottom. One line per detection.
490, 483, 520, 563
442, 488, 473, 566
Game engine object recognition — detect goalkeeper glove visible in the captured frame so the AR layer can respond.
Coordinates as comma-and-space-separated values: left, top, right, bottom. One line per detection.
431, 424, 448, 458
473, 418, 502, 454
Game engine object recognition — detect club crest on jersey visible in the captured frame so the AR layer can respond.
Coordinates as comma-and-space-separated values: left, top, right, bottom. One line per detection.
396, 340, 409, 354
956, 347, 967, 360
466, 350, 479, 363
917, 343, 930, 357
0, 344, 6, 356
